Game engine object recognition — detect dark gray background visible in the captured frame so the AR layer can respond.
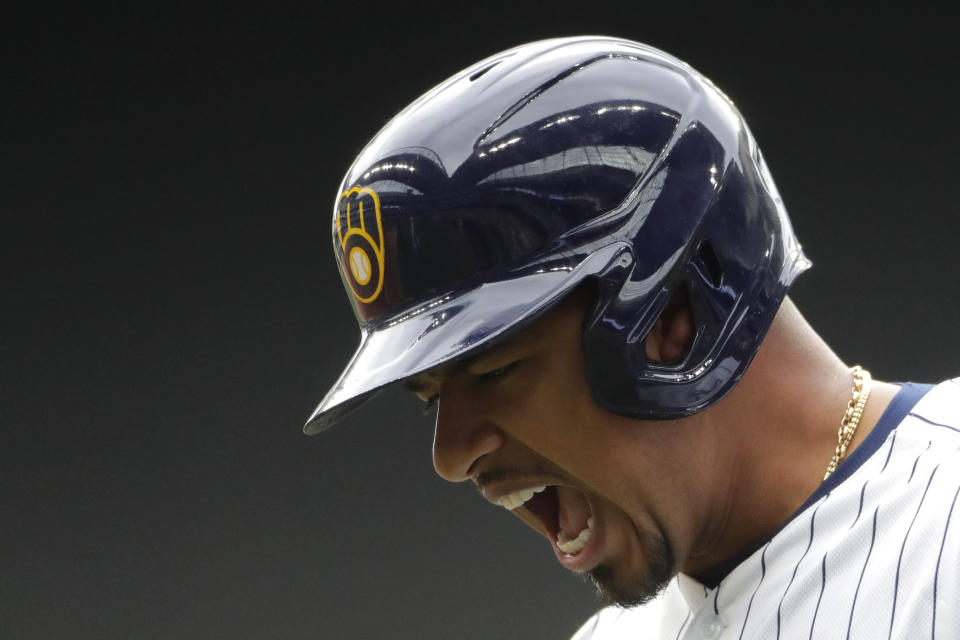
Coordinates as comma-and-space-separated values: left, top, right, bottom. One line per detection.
3, 5, 958, 639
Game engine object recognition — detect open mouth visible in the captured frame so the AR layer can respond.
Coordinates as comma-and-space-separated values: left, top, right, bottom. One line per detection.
499, 485, 595, 556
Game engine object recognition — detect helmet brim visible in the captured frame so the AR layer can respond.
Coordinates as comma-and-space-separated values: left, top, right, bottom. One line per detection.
303, 244, 627, 434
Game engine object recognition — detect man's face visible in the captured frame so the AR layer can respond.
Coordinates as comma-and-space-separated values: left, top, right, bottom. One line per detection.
407, 290, 720, 606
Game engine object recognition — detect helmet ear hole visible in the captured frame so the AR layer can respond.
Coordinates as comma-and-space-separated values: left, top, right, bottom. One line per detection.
645, 284, 694, 366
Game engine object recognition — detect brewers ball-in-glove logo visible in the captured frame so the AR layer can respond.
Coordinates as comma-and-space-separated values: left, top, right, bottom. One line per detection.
335, 187, 385, 304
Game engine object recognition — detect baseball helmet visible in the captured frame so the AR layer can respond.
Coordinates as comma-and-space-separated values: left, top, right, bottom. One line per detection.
304, 36, 809, 434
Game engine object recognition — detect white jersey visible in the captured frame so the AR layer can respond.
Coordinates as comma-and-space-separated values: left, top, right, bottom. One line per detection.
572, 378, 960, 640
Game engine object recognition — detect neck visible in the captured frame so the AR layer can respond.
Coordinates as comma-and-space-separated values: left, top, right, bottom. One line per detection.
680, 298, 900, 580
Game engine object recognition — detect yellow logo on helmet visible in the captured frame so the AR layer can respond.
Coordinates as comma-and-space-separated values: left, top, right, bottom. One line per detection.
335, 187, 385, 304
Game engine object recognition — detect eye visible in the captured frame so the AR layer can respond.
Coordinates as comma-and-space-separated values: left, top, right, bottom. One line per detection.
477, 361, 518, 383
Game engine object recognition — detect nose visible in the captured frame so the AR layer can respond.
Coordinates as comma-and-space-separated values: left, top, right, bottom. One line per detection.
432, 385, 505, 482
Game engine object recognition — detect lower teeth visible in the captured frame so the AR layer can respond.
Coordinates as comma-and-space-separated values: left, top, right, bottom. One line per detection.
556, 517, 594, 555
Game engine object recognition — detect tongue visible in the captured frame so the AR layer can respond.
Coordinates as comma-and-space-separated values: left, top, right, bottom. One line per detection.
556, 486, 592, 538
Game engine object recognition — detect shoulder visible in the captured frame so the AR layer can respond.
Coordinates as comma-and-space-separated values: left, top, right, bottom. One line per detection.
903, 377, 960, 431
887, 378, 960, 464
855, 377, 960, 467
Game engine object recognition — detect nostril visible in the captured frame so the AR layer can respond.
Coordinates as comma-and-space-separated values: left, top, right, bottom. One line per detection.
465, 427, 506, 477
432, 420, 504, 482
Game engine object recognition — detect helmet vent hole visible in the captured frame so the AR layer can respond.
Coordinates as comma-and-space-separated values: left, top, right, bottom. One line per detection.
697, 240, 723, 288
469, 62, 501, 82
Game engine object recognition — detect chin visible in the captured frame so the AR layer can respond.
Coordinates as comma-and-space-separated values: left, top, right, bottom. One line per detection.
586, 535, 676, 608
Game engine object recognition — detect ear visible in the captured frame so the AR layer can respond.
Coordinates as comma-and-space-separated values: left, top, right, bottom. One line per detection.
645, 288, 694, 364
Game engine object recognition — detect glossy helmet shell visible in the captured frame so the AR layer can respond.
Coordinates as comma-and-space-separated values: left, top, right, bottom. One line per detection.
304, 36, 809, 434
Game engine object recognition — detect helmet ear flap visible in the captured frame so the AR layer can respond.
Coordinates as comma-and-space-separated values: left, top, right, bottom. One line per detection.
582, 253, 726, 420
581, 250, 674, 418
581, 151, 808, 422
583, 251, 713, 420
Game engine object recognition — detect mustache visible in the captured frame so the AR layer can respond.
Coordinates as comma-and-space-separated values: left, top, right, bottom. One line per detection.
474, 464, 559, 490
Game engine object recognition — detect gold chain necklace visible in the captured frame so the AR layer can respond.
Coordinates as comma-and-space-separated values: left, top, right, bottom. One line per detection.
823, 366, 872, 481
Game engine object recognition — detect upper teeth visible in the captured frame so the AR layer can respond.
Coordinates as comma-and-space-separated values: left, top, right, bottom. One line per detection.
498, 486, 546, 510
557, 517, 594, 555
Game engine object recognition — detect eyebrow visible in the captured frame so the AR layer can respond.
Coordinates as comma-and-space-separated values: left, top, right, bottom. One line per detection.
400, 352, 487, 394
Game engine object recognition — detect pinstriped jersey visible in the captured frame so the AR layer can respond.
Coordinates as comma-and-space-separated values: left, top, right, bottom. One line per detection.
571, 379, 960, 639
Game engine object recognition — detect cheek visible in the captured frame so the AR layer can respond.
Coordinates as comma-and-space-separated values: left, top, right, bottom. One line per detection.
499, 359, 612, 468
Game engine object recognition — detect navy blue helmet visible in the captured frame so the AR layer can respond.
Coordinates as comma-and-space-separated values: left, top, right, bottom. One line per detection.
304, 36, 809, 434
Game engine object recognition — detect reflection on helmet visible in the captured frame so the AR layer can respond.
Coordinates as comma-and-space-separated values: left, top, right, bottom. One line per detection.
306, 36, 809, 434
